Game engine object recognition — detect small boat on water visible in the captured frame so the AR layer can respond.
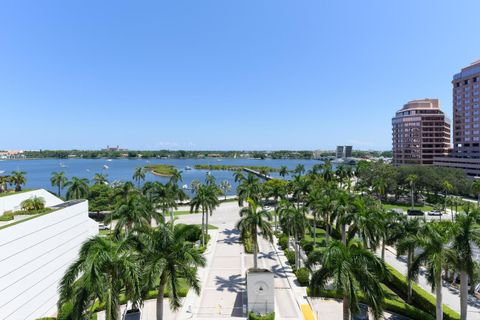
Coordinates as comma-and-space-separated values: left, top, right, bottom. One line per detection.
216, 159, 222, 162
60, 162, 66, 168
106, 159, 113, 162
0, 170, 5, 174
103, 165, 109, 170
185, 166, 192, 170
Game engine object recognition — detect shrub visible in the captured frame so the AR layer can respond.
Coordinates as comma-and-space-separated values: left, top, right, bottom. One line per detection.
248, 311, 275, 320
0, 213, 13, 221
384, 263, 460, 320
278, 234, 289, 250
295, 267, 310, 286
20, 196, 45, 212
300, 239, 314, 254
57, 302, 73, 320
285, 249, 296, 266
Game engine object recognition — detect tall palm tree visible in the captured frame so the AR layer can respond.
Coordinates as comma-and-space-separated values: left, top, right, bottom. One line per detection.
372, 177, 387, 203
233, 171, 245, 183
139, 223, 206, 320
472, 179, 480, 206
237, 174, 261, 206
50, 171, 68, 197
10, 170, 26, 191
279, 201, 306, 269
169, 169, 183, 185
0, 175, 10, 193
190, 184, 220, 246
406, 174, 417, 209
396, 217, 423, 303
350, 197, 380, 250
308, 239, 387, 320
106, 194, 155, 235
132, 167, 146, 188
442, 180, 453, 211
65, 177, 89, 200
58, 236, 141, 320
307, 188, 323, 245
322, 161, 334, 182
294, 164, 305, 176
113, 181, 137, 203
410, 221, 454, 320
332, 191, 354, 244
265, 179, 287, 231
151, 182, 179, 223
279, 166, 289, 178
93, 173, 109, 186
220, 180, 232, 200
21, 196, 45, 211
450, 209, 480, 320
237, 198, 273, 269
291, 175, 310, 209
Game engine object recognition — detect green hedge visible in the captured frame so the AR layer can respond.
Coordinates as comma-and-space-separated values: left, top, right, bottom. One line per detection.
309, 288, 434, 320
384, 264, 460, 320
278, 234, 289, 250
295, 267, 310, 286
248, 311, 275, 320
284, 249, 296, 266
0, 213, 13, 221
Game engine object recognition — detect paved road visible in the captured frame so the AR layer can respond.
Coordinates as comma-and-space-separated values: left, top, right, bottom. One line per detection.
383, 246, 480, 320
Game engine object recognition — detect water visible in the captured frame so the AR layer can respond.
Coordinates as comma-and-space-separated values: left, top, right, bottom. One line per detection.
0, 158, 323, 195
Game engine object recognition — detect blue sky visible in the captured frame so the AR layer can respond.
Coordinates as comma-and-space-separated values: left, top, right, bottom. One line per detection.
1, 0, 479, 151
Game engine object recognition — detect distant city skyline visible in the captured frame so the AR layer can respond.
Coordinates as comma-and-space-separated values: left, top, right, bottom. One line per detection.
1, 1, 479, 151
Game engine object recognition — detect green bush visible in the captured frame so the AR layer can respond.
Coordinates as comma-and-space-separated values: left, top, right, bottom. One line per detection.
57, 302, 73, 320
278, 234, 289, 250
384, 264, 460, 320
295, 267, 310, 286
0, 213, 13, 221
248, 311, 275, 320
285, 249, 296, 266
300, 239, 314, 254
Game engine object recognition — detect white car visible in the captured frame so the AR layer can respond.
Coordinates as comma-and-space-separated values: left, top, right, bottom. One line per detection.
98, 223, 110, 231
428, 210, 442, 216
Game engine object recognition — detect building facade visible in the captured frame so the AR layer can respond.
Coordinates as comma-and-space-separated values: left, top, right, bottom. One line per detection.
392, 99, 451, 165
433, 60, 480, 176
0, 190, 97, 319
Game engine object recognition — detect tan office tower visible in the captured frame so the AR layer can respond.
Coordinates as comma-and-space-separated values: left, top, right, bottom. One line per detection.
434, 60, 480, 176
392, 99, 451, 165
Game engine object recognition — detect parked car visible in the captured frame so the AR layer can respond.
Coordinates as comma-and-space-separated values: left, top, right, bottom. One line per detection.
352, 304, 369, 320
407, 209, 424, 216
98, 223, 109, 231
428, 210, 442, 216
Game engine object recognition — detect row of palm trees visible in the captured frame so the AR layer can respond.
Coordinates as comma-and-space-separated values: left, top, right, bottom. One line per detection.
0, 170, 27, 192
234, 164, 480, 320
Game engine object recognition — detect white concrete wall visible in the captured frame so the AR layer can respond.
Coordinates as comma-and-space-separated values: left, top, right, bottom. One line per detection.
0, 200, 98, 320
0, 189, 63, 215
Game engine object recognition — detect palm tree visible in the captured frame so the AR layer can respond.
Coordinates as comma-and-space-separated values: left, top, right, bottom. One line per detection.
93, 173, 108, 186
58, 236, 141, 320
190, 184, 220, 246
237, 174, 261, 206
113, 181, 137, 203
50, 171, 68, 197
307, 188, 323, 245
237, 198, 273, 269
406, 174, 417, 209
106, 194, 154, 235
442, 180, 453, 211
279, 166, 289, 178
0, 175, 10, 193
450, 209, 480, 320
169, 169, 183, 185
65, 177, 89, 200
291, 175, 310, 209
332, 191, 354, 244
139, 223, 206, 320
472, 179, 480, 206
220, 180, 232, 200
265, 179, 287, 231
21, 196, 45, 211
233, 171, 245, 183
294, 164, 305, 176
279, 201, 306, 269
308, 239, 387, 320
132, 167, 146, 188
373, 177, 387, 203
410, 221, 454, 320
396, 217, 423, 303
350, 197, 380, 250
10, 170, 26, 191
151, 182, 180, 223
190, 179, 201, 193
322, 161, 335, 182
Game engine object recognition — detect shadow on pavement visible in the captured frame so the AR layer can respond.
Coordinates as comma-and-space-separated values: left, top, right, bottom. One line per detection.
215, 274, 245, 292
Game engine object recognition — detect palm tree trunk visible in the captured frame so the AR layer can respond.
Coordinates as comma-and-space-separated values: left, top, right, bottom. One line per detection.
436, 270, 443, 320
343, 294, 350, 320
407, 249, 412, 303
341, 223, 346, 244
325, 213, 330, 242
381, 239, 385, 260
313, 215, 317, 245
294, 234, 299, 269
205, 211, 209, 244
170, 210, 174, 226
201, 209, 205, 246
274, 205, 278, 231
58, 184, 61, 197
157, 274, 167, 320
460, 271, 468, 320
253, 230, 258, 270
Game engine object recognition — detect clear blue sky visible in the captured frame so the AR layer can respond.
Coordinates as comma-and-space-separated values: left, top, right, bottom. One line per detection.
1, 0, 479, 151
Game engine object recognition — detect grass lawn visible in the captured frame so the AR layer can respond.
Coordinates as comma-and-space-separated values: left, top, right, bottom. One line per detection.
383, 203, 434, 212
173, 210, 194, 216
144, 164, 177, 176
304, 228, 327, 243
193, 224, 219, 230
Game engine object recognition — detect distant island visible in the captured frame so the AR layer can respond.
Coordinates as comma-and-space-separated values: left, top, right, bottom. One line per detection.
144, 164, 177, 177
11, 149, 393, 160
194, 164, 281, 172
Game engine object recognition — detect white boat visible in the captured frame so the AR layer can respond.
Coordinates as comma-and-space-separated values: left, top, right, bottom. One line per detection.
182, 184, 189, 189
216, 159, 222, 162
185, 166, 192, 170
0, 170, 5, 174
106, 159, 113, 162
60, 162, 66, 168
103, 165, 109, 170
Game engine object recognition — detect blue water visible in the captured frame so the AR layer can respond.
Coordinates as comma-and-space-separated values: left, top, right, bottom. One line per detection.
0, 158, 322, 195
